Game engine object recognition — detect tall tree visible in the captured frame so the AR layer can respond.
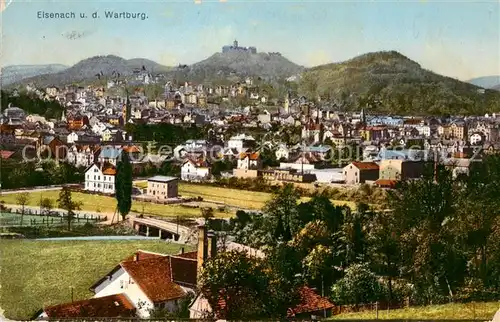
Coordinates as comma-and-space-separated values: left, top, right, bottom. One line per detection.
15, 192, 30, 226
263, 184, 300, 242
57, 187, 81, 230
115, 151, 133, 221
39, 197, 54, 215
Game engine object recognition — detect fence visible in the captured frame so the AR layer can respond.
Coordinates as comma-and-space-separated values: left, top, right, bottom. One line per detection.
0, 209, 107, 227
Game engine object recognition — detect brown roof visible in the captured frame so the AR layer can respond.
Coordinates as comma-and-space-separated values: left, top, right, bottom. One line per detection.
43, 294, 135, 318
121, 257, 189, 303
123, 145, 141, 153
0, 150, 15, 159
239, 152, 260, 160
351, 161, 379, 170
288, 286, 335, 316
374, 179, 398, 188
102, 167, 117, 175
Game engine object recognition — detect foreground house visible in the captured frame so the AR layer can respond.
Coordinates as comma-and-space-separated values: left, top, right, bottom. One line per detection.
36, 294, 136, 320
36, 227, 333, 320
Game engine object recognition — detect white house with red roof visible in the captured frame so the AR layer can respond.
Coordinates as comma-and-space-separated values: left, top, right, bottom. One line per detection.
84, 163, 116, 194
181, 158, 211, 182
89, 250, 198, 318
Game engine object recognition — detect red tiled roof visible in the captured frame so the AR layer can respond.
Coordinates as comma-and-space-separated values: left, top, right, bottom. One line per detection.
288, 286, 335, 317
43, 294, 135, 318
374, 179, 398, 188
123, 145, 140, 153
239, 152, 260, 160
351, 161, 379, 170
102, 167, 116, 175
0, 150, 15, 159
120, 256, 191, 303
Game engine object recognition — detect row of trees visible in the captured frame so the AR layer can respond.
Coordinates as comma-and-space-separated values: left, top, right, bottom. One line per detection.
200, 155, 500, 319
1, 160, 84, 189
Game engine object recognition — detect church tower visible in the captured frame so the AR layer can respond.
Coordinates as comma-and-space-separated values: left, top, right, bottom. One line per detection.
61, 109, 66, 122
123, 90, 131, 123
284, 91, 290, 114
233, 39, 238, 48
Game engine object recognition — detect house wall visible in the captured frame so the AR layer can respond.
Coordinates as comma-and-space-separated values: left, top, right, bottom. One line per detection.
93, 267, 153, 318
233, 168, 259, 178
85, 165, 115, 194
189, 294, 211, 319
379, 160, 402, 180
147, 180, 179, 199
181, 163, 211, 181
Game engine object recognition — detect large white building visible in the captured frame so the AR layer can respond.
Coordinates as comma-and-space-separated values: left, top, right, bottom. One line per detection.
84, 163, 116, 194
227, 134, 255, 153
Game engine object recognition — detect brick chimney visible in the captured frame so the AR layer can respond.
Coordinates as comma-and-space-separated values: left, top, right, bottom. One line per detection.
133, 253, 139, 261
196, 224, 208, 279
207, 230, 217, 259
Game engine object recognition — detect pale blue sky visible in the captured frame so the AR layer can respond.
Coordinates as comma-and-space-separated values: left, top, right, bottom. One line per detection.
1, 0, 499, 80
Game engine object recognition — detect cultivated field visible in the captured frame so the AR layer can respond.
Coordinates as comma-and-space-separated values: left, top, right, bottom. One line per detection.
134, 181, 357, 211
0, 190, 233, 219
0, 240, 190, 320
330, 302, 499, 320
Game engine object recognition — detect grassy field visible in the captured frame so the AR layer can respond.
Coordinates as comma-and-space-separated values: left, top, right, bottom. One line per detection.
331, 302, 499, 320
0, 240, 191, 320
146, 182, 355, 211
0, 190, 233, 219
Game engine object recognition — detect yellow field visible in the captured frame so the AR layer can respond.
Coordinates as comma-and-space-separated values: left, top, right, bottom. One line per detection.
331, 302, 499, 320
0, 190, 233, 219
177, 183, 357, 210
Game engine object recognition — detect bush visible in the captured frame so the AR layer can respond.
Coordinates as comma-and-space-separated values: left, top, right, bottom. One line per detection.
331, 263, 384, 305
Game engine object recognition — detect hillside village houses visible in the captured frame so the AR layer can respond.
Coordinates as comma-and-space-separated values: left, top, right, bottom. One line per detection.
3, 76, 500, 191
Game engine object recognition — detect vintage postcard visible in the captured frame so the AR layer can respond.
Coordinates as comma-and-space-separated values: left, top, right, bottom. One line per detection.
1, 0, 500, 321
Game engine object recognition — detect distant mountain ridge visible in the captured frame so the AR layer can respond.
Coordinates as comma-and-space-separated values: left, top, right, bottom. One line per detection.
299, 50, 500, 115
467, 76, 500, 89
11, 55, 173, 87
1, 64, 68, 86
9, 51, 303, 87
166, 51, 304, 83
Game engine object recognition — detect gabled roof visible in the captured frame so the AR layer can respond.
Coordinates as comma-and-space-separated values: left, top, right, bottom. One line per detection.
120, 257, 190, 303
287, 286, 335, 317
99, 146, 122, 159
0, 150, 15, 159
351, 161, 379, 171
239, 152, 260, 160
43, 294, 135, 318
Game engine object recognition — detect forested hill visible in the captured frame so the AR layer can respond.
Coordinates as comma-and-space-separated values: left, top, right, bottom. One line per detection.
298, 51, 500, 115
1, 90, 64, 119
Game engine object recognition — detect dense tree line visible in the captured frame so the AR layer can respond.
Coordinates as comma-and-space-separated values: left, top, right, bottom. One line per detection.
124, 123, 206, 145
0, 90, 64, 119
0, 160, 84, 189
201, 156, 500, 318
